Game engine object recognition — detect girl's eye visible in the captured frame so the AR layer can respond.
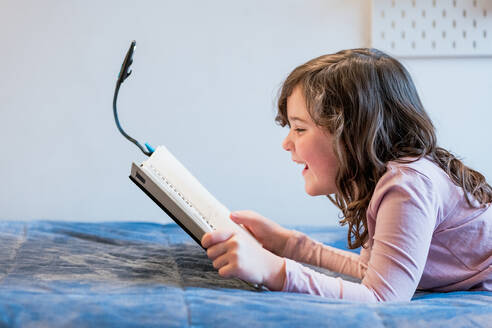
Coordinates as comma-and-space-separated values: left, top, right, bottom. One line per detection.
294, 128, 306, 133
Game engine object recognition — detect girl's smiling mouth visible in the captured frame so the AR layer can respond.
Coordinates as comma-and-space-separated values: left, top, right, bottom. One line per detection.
302, 164, 309, 175
293, 160, 309, 175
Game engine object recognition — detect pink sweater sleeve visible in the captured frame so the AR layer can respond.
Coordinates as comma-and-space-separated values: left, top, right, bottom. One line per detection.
281, 230, 370, 279
280, 167, 438, 302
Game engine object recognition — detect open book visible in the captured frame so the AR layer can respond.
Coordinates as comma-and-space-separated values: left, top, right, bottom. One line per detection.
130, 146, 257, 248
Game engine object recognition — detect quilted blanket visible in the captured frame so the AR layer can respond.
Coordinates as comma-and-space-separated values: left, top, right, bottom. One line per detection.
0, 221, 490, 327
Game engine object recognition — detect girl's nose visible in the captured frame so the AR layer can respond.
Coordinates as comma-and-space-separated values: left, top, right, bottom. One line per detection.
282, 133, 293, 151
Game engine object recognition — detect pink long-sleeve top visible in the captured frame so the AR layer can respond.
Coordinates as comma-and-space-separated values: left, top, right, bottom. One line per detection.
280, 156, 492, 302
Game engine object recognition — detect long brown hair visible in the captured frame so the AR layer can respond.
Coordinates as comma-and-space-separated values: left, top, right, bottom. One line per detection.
276, 48, 492, 249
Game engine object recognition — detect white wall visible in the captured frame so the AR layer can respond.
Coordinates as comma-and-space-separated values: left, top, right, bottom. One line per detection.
402, 57, 492, 176
0, 0, 490, 226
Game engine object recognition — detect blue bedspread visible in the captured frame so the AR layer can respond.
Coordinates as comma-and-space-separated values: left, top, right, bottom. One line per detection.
0, 221, 490, 327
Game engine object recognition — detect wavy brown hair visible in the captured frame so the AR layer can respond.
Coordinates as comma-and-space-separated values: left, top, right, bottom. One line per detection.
276, 48, 492, 249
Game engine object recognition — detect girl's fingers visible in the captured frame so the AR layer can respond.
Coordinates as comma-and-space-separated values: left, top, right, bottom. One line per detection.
201, 230, 234, 249
206, 242, 228, 260
218, 263, 236, 279
213, 253, 229, 270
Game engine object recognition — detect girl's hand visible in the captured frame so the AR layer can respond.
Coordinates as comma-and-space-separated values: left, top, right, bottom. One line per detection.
201, 229, 286, 291
230, 210, 293, 256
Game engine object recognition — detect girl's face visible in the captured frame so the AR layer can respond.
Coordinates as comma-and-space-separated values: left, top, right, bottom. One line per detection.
282, 86, 339, 196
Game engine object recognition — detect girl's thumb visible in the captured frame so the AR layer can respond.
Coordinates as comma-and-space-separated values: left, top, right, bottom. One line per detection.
230, 212, 241, 222
230, 212, 255, 236
230, 212, 249, 225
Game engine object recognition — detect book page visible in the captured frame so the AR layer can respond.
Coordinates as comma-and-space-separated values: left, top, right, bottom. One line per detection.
143, 146, 250, 238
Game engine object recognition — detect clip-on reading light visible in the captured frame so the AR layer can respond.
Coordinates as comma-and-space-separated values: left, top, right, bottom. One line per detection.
113, 40, 154, 156
114, 42, 267, 291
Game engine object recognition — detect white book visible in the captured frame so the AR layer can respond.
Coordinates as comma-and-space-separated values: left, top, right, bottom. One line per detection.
130, 146, 256, 247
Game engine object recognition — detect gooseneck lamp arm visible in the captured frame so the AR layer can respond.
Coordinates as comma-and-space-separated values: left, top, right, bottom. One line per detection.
112, 40, 154, 156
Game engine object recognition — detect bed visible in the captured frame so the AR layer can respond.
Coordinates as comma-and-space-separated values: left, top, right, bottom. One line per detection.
0, 220, 490, 327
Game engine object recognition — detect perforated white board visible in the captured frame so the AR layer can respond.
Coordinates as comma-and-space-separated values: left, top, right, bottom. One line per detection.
371, 0, 492, 57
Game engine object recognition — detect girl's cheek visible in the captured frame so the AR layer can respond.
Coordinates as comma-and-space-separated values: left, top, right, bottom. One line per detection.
296, 139, 310, 161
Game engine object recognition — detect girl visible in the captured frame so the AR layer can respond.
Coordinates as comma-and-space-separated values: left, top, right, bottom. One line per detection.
201, 48, 492, 302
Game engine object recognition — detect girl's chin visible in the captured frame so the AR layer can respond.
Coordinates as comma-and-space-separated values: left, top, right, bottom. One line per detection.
305, 190, 318, 196
304, 184, 322, 196
304, 181, 336, 196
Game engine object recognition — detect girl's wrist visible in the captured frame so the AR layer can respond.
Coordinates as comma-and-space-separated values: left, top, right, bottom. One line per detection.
263, 254, 286, 291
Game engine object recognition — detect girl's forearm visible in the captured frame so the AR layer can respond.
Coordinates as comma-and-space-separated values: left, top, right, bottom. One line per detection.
281, 230, 367, 279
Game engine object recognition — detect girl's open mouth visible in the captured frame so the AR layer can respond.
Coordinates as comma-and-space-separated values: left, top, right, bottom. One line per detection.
302, 164, 309, 175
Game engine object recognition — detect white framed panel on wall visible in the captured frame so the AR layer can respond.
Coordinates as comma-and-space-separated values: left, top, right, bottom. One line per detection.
371, 0, 492, 57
